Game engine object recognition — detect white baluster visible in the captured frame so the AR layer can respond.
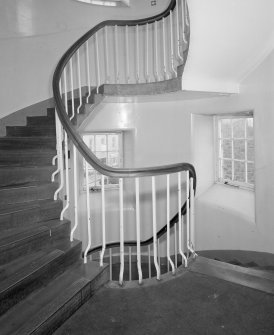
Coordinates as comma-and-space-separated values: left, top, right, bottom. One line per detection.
166, 174, 175, 274
69, 58, 75, 120
76, 49, 83, 114
186, 170, 190, 257
184, 0, 189, 26
100, 175, 106, 266
86, 40, 91, 103
70, 145, 79, 242
176, 0, 184, 63
181, 0, 188, 44
148, 244, 151, 278
152, 176, 160, 280
129, 246, 132, 281
54, 112, 64, 200
135, 177, 143, 284
136, 25, 140, 83
162, 17, 168, 80
169, 10, 177, 77
84, 160, 91, 263
145, 23, 150, 83
109, 248, 113, 281
104, 26, 110, 83
178, 172, 187, 267
52, 109, 60, 183
119, 178, 124, 285
114, 25, 120, 84
60, 131, 70, 219
157, 238, 161, 276
154, 21, 160, 81
190, 177, 197, 256
125, 25, 130, 83
174, 222, 178, 268
95, 32, 101, 93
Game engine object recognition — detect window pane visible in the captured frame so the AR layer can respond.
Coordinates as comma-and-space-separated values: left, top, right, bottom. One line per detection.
221, 140, 232, 159
95, 135, 107, 152
83, 135, 95, 151
220, 119, 231, 138
247, 163, 254, 184
247, 140, 254, 162
233, 139, 245, 160
87, 169, 96, 187
234, 161, 245, 182
96, 151, 107, 165
247, 118, 253, 138
108, 152, 119, 167
108, 134, 119, 152
222, 159, 232, 180
233, 118, 245, 138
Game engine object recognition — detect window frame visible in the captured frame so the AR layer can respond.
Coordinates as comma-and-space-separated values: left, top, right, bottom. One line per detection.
214, 113, 254, 191
82, 131, 123, 191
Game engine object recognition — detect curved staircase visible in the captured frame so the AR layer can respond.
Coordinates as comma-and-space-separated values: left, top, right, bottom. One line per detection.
0, 108, 108, 334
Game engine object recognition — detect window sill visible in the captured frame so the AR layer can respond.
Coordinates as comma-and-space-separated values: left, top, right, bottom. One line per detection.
197, 183, 255, 224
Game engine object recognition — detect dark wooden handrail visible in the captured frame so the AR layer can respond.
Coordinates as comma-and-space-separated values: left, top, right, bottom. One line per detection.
52, 0, 195, 180
53, 0, 196, 259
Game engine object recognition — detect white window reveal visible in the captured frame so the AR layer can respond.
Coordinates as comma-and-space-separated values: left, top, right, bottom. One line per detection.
216, 115, 254, 189
83, 132, 123, 190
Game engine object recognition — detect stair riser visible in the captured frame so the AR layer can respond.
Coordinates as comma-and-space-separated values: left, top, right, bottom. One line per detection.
0, 139, 56, 150
6, 127, 56, 137
0, 167, 55, 187
0, 153, 56, 166
27, 117, 55, 126
0, 183, 57, 206
0, 242, 81, 316
0, 202, 62, 230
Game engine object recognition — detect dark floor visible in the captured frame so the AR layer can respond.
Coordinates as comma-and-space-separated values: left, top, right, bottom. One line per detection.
55, 271, 274, 335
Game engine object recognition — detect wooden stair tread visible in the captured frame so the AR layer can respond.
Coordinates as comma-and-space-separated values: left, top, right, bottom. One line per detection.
0, 259, 108, 335
0, 199, 61, 215
0, 181, 57, 191
189, 256, 274, 294
0, 249, 64, 296
0, 250, 46, 281
0, 219, 69, 241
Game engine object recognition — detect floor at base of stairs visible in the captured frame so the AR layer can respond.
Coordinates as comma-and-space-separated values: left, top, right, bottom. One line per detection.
54, 271, 274, 335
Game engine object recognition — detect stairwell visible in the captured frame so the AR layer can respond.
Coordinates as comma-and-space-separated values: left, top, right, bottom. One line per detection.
0, 107, 108, 334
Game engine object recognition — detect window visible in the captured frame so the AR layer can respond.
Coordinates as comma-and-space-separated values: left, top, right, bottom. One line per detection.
216, 115, 254, 189
83, 132, 123, 190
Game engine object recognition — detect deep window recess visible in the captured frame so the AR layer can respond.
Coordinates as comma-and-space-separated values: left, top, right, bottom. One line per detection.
216, 115, 254, 189
83, 132, 123, 190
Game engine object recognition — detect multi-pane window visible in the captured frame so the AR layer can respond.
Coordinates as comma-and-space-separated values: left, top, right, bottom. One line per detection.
83, 132, 123, 189
216, 116, 254, 189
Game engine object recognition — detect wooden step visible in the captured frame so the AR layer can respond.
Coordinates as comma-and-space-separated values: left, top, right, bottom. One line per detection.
0, 219, 70, 265
0, 166, 55, 187
0, 137, 56, 150
189, 256, 274, 295
0, 182, 58, 206
27, 116, 56, 126
6, 125, 56, 137
99, 77, 182, 96
0, 259, 109, 335
0, 240, 82, 316
0, 149, 56, 166
0, 199, 62, 230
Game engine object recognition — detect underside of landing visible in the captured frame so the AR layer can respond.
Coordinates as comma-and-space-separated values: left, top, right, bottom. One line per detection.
55, 256, 274, 335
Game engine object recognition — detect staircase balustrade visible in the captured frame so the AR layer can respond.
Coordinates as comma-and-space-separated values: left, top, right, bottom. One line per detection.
53, 0, 196, 285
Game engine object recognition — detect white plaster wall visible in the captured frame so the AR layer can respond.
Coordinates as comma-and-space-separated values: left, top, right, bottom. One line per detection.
183, 0, 274, 93
0, 0, 169, 119
186, 49, 274, 254
72, 100, 191, 250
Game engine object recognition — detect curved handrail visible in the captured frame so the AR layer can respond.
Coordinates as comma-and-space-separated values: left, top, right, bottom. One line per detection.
52, 0, 193, 179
